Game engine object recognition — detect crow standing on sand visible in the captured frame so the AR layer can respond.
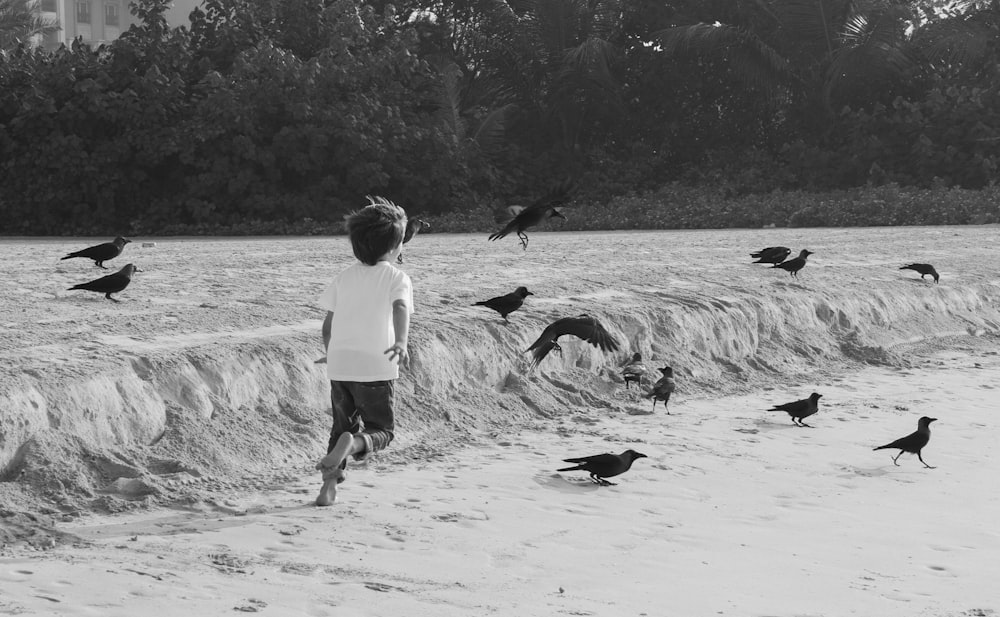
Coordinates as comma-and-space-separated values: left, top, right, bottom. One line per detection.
488, 182, 574, 250
767, 392, 823, 427
773, 249, 813, 277
873, 416, 937, 468
900, 263, 939, 283
397, 217, 430, 264
67, 263, 140, 302
648, 366, 676, 413
473, 286, 532, 322
558, 450, 647, 486
750, 246, 790, 264
621, 353, 648, 389
527, 315, 620, 368
61, 236, 131, 269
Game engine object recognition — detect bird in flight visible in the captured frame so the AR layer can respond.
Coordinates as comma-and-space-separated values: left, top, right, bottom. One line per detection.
488, 181, 574, 250
526, 315, 619, 368
397, 217, 430, 264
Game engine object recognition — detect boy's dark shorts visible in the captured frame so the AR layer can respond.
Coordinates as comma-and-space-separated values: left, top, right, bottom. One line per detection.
329, 379, 395, 460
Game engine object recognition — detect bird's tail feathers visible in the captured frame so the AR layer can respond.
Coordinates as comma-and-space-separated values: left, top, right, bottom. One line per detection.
61, 253, 76, 260
557, 465, 583, 472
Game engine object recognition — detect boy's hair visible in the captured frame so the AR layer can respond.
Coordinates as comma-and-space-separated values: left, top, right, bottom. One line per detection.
344, 196, 407, 265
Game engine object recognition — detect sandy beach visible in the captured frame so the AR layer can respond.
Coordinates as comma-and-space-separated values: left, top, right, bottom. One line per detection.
1, 228, 999, 616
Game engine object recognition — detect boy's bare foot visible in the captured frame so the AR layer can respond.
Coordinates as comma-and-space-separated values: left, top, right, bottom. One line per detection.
316, 432, 361, 473
316, 478, 338, 506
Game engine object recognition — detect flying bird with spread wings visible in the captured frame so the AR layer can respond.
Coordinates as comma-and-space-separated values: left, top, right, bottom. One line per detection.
526, 315, 619, 368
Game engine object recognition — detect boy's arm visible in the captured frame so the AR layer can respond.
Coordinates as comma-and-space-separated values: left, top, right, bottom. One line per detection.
384, 300, 409, 365
322, 311, 333, 353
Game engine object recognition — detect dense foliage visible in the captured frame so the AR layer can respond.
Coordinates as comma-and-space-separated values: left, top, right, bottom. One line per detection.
1, 0, 998, 234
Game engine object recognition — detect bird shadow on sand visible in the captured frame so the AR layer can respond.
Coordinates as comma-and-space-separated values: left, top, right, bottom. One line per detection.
752, 419, 812, 432
532, 472, 602, 493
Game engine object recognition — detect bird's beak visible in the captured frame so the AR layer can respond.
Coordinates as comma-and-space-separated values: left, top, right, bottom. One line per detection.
552, 209, 566, 220
134, 267, 143, 273
526, 291, 534, 296
929, 418, 937, 423
637, 453, 648, 459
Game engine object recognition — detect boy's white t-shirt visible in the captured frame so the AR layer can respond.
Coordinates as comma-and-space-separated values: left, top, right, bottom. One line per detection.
318, 261, 413, 381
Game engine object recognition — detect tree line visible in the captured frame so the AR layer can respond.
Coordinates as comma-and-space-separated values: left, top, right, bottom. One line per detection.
1, 0, 998, 234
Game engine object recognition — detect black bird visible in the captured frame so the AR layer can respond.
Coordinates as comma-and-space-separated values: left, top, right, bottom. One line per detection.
397, 218, 431, 264
493, 205, 525, 225
648, 366, 676, 413
61, 236, 130, 269
750, 246, 790, 264
558, 450, 647, 486
900, 263, 939, 283
772, 249, 813, 277
767, 392, 822, 427
67, 263, 139, 302
874, 416, 937, 468
488, 182, 574, 250
621, 353, 648, 389
527, 314, 620, 368
473, 286, 532, 322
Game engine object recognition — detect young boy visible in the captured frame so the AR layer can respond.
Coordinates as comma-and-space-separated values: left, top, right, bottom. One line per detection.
315, 197, 412, 506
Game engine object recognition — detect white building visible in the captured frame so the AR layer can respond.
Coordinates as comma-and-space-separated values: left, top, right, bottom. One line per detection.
38, 0, 201, 49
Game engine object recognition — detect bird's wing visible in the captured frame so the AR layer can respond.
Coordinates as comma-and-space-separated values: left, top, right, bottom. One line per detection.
562, 453, 613, 465
770, 398, 807, 414
529, 179, 577, 210
529, 340, 558, 367
76, 242, 116, 259
552, 316, 620, 351
73, 272, 127, 291
488, 218, 518, 241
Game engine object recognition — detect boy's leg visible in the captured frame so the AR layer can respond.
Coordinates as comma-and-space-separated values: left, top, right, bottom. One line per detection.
347, 380, 396, 460
318, 381, 361, 471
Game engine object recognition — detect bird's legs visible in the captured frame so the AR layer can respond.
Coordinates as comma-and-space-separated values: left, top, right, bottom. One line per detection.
397, 253, 404, 264
918, 452, 935, 469
517, 232, 529, 250
891, 451, 904, 466
105, 294, 120, 303
590, 474, 615, 486
96, 261, 107, 269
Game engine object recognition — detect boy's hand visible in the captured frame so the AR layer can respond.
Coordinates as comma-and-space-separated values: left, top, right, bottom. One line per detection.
384, 342, 409, 366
